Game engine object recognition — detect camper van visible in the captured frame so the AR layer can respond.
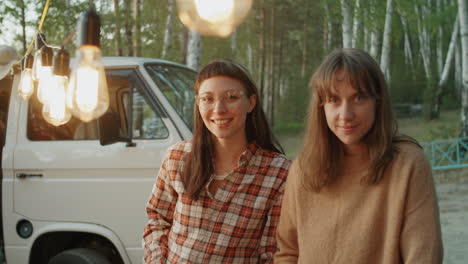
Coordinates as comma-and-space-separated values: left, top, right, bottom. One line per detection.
0, 57, 196, 264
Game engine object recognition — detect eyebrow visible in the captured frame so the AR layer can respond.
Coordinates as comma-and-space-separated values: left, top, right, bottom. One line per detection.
198, 89, 240, 96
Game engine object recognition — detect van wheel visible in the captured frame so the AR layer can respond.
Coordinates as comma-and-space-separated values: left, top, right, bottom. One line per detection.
48, 248, 111, 264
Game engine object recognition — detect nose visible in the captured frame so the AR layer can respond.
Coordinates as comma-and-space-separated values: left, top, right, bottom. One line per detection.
213, 98, 227, 113
340, 101, 354, 121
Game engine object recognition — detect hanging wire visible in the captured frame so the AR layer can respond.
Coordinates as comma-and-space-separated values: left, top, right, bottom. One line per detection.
13, 0, 51, 66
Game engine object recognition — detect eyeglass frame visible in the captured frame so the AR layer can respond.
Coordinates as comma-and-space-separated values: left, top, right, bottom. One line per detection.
195, 89, 249, 110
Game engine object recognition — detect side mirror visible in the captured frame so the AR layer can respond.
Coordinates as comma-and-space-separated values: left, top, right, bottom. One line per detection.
98, 111, 133, 146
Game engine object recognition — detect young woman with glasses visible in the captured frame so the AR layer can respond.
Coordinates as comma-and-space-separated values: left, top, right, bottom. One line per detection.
143, 59, 291, 263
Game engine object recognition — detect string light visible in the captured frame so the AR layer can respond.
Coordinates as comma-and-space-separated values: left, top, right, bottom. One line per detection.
67, 5, 109, 123
176, 0, 252, 37
18, 55, 34, 100
42, 47, 72, 126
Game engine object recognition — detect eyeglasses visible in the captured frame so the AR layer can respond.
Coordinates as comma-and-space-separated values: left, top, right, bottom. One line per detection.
195, 89, 247, 110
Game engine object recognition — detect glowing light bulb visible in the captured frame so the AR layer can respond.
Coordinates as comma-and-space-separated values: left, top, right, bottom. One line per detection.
37, 66, 53, 104
42, 75, 71, 126
18, 68, 34, 100
194, 0, 234, 22
67, 45, 109, 122
32, 50, 43, 81
32, 33, 47, 81
176, 0, 252, 37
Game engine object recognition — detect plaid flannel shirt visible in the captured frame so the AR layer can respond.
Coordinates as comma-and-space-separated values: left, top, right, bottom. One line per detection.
143, 141, 291, 263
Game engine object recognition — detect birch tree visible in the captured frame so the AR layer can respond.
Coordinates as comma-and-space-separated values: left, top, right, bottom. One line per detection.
380, 0, 393, 81
431, 15, 459, 118
340, 0, 352, 48
369, 0, 380, 59
133, 0, 141, 56
112, 0, 123, 56
458, 0, 468, 136
161, 0, 175, 59
186, 30, 201, 70
351, 0, 361, 48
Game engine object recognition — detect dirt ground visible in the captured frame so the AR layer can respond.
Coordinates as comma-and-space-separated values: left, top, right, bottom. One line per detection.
433, 169, 468, 264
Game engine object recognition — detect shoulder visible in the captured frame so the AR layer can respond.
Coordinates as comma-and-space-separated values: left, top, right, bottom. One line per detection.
393, 140, 427, 165
256, 148, 292, 171
165, 140, 192, 159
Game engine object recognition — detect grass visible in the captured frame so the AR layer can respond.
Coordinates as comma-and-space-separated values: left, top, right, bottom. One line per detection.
274, 109, 461, 159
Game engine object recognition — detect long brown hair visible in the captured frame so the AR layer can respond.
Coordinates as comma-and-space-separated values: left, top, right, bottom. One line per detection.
182, 59, 283, 199
298, 48, 413, 191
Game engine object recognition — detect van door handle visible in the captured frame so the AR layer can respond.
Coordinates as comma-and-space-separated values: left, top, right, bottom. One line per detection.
16, 173, 43, 179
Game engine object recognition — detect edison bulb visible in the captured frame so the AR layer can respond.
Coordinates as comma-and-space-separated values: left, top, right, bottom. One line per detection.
67, 45, 109, 122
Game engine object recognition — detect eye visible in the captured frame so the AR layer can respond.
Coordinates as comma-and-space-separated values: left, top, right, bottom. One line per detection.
327, 96, 339, 104
355, 94, 367, 102
199, 95, 214, 103
225, 91, 241, 102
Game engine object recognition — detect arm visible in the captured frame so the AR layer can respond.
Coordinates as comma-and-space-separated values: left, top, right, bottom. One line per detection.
274, 163, 299, 263
400, 153, 443, 263
258, 190, 283, 263
142, 157, 178, 264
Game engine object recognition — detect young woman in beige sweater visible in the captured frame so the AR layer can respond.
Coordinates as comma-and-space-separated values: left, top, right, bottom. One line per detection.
274, 49, 443, 263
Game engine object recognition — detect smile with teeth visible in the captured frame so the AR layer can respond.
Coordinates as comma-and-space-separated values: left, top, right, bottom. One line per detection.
212, 119, 232, 125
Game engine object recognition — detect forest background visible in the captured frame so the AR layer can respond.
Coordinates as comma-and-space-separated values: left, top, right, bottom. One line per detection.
1, 0, 467, 156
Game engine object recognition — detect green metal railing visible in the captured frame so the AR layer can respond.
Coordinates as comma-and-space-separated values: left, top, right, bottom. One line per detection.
421, 137, 468, 170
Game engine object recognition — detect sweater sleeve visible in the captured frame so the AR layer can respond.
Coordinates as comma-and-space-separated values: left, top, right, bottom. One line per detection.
400, 151, 443, 263
142, 156, 178, 264
274, 162, 299, 263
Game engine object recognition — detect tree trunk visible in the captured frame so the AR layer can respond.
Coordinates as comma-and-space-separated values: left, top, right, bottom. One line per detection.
458, 0, 468, 137
380, 0, 393, 81
340, 0, 352, 48
301, 20, 308, 78
113, 0, 123, 56
399, 13, 414, 73
351, 0, 361, 48
186, 31, 201, 70
415, 5, 431, 81
133, 0, 141, 57
324, 4, 333, 52
178, 22, 188, 64
123, 0, 134, 56
161, 0, 175, 59
431, 15, 459, 119
456, 37, 462, 93
231, 30, 238, 58
436, 0, 444, 76
369, 0, 380, 59
259, 7, 267, 98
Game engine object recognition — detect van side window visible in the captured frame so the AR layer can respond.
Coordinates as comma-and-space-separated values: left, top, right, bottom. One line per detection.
27, 68, 168, 141
145, 64, 196, 131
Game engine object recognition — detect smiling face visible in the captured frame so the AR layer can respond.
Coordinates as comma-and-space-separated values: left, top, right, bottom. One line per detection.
197, 76, 256, 143
323, 71, 376, 154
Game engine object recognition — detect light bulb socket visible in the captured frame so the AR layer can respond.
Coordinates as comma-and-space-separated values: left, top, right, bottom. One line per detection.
41, 46, 53, 67
35, 33, 46, 50
53, 48, 70, 76
24, 54, 34, 69
78, 7, 101, 47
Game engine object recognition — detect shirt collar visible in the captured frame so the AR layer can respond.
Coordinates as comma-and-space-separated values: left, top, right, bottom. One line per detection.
239, 142, 259, 167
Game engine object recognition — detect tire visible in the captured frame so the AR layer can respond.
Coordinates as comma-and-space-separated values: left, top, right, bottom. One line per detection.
48, 248, 111, 264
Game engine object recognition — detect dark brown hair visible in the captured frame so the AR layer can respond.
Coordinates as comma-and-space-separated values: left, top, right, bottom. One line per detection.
297, 48, 414, 191
182, 59, 283, 199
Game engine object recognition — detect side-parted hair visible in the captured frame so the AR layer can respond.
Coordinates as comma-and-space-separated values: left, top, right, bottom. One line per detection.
182, 59, 284, 199
298, 48, 415, 191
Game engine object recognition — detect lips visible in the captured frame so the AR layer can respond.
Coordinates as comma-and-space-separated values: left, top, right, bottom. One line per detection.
211, 118, 233, 126
339, 124, 358, 132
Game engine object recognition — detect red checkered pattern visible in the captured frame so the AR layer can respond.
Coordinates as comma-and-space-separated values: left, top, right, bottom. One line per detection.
143, 141, 291, 263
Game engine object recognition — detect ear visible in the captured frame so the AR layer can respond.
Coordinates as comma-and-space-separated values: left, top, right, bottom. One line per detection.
248, 94, 257, 113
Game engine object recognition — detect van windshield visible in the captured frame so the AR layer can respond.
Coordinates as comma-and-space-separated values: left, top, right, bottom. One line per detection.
145, 64, 196, 131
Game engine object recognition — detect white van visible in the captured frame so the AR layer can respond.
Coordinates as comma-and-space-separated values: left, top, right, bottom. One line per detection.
0, 57, 196, 264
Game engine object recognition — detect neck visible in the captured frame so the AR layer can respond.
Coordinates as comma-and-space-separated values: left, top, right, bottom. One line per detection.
213, 136, 249, 174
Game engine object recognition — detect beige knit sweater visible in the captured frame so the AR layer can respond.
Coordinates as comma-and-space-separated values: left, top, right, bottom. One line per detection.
274, 142, 443, 264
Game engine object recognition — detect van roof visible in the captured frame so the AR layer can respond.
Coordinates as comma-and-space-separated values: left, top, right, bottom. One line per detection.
101, 57, 191, 69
